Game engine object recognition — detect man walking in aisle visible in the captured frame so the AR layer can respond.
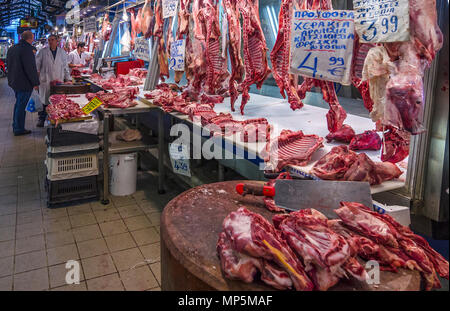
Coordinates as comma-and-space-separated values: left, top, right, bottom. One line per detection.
6, 30, 40, 136
36, 34, 71, 127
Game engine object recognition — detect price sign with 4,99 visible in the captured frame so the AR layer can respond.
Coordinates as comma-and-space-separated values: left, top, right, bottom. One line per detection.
289, 10, 355, 85
169, 39, 186, 71
354, 0, 409, 43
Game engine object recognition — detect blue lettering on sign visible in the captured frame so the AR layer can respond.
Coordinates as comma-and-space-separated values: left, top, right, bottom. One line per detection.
360, 15, 398, 41
297, 52, 318, 78
174, 160, 188, 172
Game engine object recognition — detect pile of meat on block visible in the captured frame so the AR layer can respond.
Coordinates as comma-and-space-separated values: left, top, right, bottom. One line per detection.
217, 204, 449, 291
85, 87, 139, 109
47, 94, 85, 124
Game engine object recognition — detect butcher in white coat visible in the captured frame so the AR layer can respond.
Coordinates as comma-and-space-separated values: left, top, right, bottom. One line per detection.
68, 42, 92, 68
35, 34, 71, 127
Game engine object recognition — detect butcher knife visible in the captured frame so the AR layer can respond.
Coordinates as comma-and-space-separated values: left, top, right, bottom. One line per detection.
236, 180, 372, 219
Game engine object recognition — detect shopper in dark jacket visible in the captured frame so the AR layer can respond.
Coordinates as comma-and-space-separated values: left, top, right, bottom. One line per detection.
6, 31, 40, 136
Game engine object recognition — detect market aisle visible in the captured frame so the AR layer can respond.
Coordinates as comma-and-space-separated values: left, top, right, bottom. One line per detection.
0, 78, 184, 291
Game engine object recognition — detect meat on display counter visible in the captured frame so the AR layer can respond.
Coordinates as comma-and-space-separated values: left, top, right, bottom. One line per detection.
138, 91, 407, 194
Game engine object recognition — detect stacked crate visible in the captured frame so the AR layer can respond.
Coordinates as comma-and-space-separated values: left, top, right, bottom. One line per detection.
45, 126, 100, 208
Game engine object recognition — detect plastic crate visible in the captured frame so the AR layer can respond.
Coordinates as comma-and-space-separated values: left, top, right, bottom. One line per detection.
47, 126, 99, 147
46, 152, 99, 181
47, 141, 100, 158
46, 176, 98, 208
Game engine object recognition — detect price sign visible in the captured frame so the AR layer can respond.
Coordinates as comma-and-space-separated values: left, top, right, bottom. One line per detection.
134, 37, 151, 62
354, 0, 409, 43
289, 10, 355, 85
169, 39, 186, 71
82, 96, 103, 114
84, 17, 97, 33
162, 0, 179, 19
169, 143, 191, 177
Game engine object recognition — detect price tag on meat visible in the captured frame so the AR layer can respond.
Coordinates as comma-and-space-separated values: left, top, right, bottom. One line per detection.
84, 17, 97, 33
134, 37, 151, 62
82, 97, 103, 114
290, 10, 355, 85
354, 0, 409, 43
169, 39, 186, 71
169, 143, 191, 177
162, 0, 179, 19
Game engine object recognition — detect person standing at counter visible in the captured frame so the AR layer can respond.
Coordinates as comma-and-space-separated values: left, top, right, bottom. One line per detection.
6, 30, 40, 136
68, 42, 92, 69
35, 34, 70, 128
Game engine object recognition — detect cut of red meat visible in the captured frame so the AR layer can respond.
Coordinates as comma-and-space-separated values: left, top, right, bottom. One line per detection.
311, 146, 358, 181
217, 207, 314, 291
273, 209, 368, 291
312, 146, 402, 185
381, 127, 411, 163
240, 118, 270, 143
349, 130, 382, 151
86, 87, 139, 109
326, 125, 356, 143
263, 130, 324, 172
335, 202, 449, 290
335, 202, 399, 248
343, 153, 401, 185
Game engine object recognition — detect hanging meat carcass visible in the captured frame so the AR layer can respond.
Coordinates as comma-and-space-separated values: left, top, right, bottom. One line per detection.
223, 0, 244, 112
237, 0, 271, 115
270, 0, 303, 111
142, 0, 155, 38
129, 9, 137, 50
174, 0, 192, 83
362, 0, 443, 134
153, 0, 169, 81
205, 0, 230, 95
135, 7, 143, 35
270, 1, 379, 136
102, 13, 112, 41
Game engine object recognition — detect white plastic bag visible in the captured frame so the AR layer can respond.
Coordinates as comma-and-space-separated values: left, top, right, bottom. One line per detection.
26, 90, 43, 113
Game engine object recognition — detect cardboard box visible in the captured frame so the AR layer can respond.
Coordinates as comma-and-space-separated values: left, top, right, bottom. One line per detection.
372, 201, 411, 227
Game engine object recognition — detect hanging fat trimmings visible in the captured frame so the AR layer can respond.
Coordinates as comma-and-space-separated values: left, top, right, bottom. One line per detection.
289, 10, 355, 85
353, 0, 410, 43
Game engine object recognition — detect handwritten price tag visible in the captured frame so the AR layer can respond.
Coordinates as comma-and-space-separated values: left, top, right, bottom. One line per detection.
133, 37, 151, 62
354, 0, 409, 43
169, 39, 186, 71
169, 143, 191, 177
289, 10, 355, 85
162, 0, 179, 19
83, 17, 97, 33
82, 96, 103, 114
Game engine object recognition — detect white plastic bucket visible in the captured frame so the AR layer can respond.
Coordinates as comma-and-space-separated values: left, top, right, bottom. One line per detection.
109, 153, 137, 196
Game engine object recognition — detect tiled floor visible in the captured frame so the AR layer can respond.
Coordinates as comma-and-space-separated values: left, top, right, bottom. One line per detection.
0, 77, 185, 291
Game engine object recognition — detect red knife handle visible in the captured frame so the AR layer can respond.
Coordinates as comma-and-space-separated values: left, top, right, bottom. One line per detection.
236, 183, 275, 197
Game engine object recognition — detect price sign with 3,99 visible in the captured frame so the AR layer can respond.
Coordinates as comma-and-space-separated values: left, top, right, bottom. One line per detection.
290, 10, 355, 85
354, 0, 410, 43
162, 0, 179, 19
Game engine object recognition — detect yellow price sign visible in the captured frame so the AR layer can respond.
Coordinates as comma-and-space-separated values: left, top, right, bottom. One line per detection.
82, 97, 103, 115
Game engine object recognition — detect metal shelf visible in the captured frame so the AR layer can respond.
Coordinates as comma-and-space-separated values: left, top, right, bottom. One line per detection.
109, 140, 157, 154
